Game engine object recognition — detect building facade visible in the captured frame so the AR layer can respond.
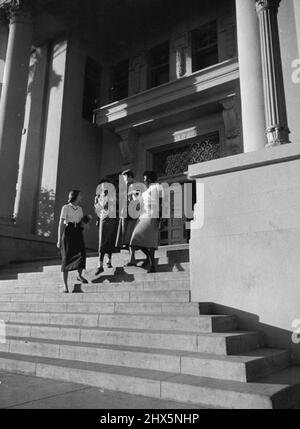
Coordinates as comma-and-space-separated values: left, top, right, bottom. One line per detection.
0, 0, 300, 361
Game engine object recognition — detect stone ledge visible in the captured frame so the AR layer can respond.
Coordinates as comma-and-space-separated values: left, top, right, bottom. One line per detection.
95, 58, 239, 127
189, 143, 300, 179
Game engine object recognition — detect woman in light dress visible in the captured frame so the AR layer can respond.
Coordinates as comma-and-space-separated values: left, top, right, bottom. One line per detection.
129, 171, 161, 273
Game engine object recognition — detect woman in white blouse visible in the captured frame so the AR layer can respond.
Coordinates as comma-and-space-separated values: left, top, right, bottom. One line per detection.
57, 190, 88, 293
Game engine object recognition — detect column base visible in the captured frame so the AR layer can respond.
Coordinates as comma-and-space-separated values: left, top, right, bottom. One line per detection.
265, 126, 291, 148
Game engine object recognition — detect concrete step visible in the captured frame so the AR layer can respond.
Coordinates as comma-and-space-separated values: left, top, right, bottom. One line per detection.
4, 323, 262, 355
0, 352, 299, 408
15, 269, 190, 281
0, 246, 190, 277
0, 279, 190, 294
0, 290, 191, 303
0, 262, 191, 279
0, 271, 190, 285
0, 312, 236, 332
0, 337, 289, 382
0, 301, 201, 315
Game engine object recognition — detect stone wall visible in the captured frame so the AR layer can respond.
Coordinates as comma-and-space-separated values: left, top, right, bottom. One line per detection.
189, 144, 300, 364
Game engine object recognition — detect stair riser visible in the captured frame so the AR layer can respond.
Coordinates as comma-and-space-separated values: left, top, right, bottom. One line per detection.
0, 291, 190, 303
181, 353, 290, 382
13, 267, 189, 281
0, 281, 190, 294
97, 315, 236, 333
0, 312, 235, 333
0, 356, 283, 409
0, 302, 200, 315
0, 340, 289, 382
5, 324, 263, 355
161, 382, 275, 409
0, 340, 181, 373
0, 357, 162, 399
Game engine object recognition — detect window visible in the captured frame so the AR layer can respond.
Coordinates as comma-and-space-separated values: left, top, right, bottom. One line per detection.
110, 59, 129, 102
148, 41, 170, 89
192, 20, 218, 73
82, 57, 102, 123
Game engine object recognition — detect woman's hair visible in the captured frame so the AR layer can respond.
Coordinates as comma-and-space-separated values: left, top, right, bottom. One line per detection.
143, 171, 157, 184
122, 169, 135, 179
68, 190, 81, 204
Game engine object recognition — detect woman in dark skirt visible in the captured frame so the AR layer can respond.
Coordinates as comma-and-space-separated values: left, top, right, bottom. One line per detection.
94, 181, 119, 276
115, 170, 139, 266
57, 190, 88, 293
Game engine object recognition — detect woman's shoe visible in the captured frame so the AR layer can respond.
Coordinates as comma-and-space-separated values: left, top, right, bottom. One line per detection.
61, 288, 69, 293
141, 260, 150, 269
95, 267, 104, 276
106, 262, 113, 269
77, 275, 88, 284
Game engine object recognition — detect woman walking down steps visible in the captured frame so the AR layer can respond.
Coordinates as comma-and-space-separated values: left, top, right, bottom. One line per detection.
57, 190, 90, 293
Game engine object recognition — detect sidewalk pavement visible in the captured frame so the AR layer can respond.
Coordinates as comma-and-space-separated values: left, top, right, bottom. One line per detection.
0, 371, 203, 409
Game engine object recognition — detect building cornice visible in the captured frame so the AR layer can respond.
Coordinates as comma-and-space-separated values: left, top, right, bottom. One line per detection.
95, 58, 239, 129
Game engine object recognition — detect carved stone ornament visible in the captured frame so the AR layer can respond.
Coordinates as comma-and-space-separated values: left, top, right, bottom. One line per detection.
256, 0, 281, 14
0, 0, 34, 24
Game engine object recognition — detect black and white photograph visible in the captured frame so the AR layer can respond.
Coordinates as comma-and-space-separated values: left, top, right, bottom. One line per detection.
0, 0, 300, 414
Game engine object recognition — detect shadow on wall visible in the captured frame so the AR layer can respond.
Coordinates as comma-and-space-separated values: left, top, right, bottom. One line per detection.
205, 303, 300, 365
28, 46, 63, 95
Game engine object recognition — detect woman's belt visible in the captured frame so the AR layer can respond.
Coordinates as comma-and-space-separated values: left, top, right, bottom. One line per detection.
66, 221, 80, 228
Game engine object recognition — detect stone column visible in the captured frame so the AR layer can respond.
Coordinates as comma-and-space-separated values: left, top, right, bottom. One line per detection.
0, 11, 9, 97
294, 0, 300, 58
256, 0, 290, 147
0, 0, 34, 223
235, 0, 266, 152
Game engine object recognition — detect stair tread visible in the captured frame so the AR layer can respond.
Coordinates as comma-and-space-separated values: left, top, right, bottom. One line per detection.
0, 311, 230, 319
0, 351, 297, 397
6, 321, 256, 337
2, 336, 287, 363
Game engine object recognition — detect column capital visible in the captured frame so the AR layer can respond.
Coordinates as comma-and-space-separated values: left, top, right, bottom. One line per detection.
256, 0, 281, 14
0, 0, 34, 25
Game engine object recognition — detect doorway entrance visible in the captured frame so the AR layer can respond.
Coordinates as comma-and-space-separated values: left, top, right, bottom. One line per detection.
151, 131, 220, 246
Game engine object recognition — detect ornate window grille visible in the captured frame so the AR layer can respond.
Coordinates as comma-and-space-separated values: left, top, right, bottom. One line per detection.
153, 132, 220, 178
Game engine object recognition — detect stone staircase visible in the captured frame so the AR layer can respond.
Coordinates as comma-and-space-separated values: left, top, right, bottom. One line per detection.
0, 245, 300, 409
